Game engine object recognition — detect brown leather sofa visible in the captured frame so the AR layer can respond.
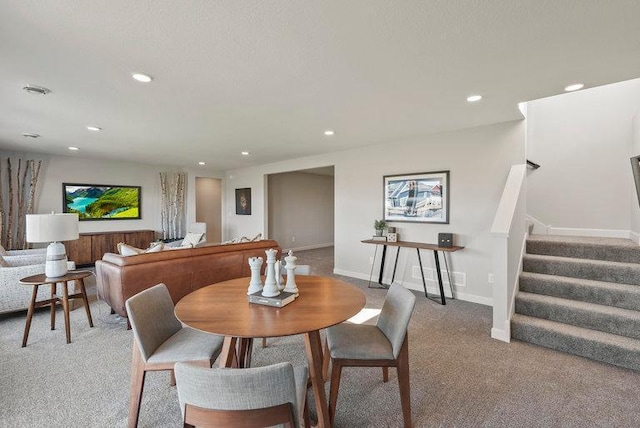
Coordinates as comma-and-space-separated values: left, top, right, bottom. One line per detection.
95, 239, 281, 319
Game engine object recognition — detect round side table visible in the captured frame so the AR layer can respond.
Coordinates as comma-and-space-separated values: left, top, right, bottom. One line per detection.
20, 270, 94, 347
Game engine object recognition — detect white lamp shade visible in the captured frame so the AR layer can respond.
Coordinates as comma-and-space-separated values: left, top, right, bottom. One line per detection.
26, 213, 79, 243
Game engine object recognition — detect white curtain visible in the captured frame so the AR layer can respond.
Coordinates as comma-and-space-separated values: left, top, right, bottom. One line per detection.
159, 171, 187, 240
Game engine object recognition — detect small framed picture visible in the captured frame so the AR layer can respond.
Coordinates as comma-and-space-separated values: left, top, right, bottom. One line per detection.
235, 188, 252, 215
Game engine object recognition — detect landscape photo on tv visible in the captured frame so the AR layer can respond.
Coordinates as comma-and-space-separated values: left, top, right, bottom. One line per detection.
63, 183, 141, 220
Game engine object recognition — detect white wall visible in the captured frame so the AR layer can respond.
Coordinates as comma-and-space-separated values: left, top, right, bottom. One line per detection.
225, 120, 525, 304
527, 79, 640, 235
196, 177, 222, 243
0, 150, 223, 236
268, 171, 334, 251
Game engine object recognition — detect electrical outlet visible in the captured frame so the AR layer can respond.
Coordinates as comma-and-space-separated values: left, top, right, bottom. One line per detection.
291, 236, 295, 242
488, 273, 494, 284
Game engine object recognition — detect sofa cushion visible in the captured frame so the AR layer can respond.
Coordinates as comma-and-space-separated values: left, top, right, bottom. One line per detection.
118, 243, 144, 256
181, 232, 203, 247
118, 242, 165, 256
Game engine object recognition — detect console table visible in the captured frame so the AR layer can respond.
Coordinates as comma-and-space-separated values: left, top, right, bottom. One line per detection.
362, 239, 464, 305
64, 230, 154, 266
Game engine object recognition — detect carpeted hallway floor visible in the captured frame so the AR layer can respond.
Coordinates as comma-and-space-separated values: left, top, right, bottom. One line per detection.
1, 246, 639, 427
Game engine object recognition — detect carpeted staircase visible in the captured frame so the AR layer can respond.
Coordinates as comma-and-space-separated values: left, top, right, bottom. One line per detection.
511, 235, 640, 371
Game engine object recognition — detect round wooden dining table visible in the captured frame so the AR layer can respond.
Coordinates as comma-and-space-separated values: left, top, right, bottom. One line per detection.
175, 275, 366, 428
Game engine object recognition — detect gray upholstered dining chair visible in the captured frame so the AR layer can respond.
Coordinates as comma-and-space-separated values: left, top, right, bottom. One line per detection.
125, 283, 224, 428
174, 361, 309, 428
325, 283, 416, 427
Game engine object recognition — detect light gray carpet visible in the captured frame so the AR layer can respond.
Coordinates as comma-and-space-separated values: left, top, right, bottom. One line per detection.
515, 235, 640, 371
1, 247, 640, 427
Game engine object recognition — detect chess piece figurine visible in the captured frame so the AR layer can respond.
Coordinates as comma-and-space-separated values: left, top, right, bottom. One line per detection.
275, 260, 285, 291
283, 250, 299, 296
247, 256, 263, 295
262, 248, 280, 297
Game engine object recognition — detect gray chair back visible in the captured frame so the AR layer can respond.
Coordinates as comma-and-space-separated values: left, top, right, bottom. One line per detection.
125, 283, 182, 362
376, 283, 416, 358
175, 361, 302, 427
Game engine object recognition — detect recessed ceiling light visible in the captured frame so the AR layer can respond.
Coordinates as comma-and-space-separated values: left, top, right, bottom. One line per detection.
22, 84, 51, 95
22, 133, 40, 138
198, 161, 206, 166
132, 73, 153, 83
68, 146, 79, 151
241, 151, 250, 156
86, 126, 102, 132
467, 95, 482, 102
324, 130, 335, 136
564, 83, 584, 92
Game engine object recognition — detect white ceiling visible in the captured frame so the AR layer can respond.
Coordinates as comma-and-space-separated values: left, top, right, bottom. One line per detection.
1, 1, 640, 170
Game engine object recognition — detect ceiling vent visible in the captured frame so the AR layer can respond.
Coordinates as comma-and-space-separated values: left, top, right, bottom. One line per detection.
22, 85, 51, 95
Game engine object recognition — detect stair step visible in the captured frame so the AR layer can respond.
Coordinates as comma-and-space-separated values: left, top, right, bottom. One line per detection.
527, 235, 640, 263
515, 292, 640, 339
519, 272, 640, 311
511, 314, 640, 371
523, 254, 640, 285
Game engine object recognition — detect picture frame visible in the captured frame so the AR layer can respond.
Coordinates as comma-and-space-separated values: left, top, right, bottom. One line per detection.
235, 188, 252, 215
383, 171, 449, 224
62, 183, 141, 221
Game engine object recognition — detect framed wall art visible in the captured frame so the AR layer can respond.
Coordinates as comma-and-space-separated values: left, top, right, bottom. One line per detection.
235, 188, 252, 215
383, 171, 449, 224
63, 183, 141, 221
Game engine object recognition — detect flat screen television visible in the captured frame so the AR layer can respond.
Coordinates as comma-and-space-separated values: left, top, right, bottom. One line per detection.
63, 183, 141, 221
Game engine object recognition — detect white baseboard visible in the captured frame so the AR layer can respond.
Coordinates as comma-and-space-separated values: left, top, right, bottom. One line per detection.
491, 327, 511, 343
548, 227, 631, 239
526, 215, 633, 240
285, 243, 334, 252
526, 215, 550, 235
333, 269, 493, 306
333, 268, 369, 281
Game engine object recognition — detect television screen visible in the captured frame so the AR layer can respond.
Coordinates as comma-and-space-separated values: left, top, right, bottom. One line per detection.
63, 183, 141, 220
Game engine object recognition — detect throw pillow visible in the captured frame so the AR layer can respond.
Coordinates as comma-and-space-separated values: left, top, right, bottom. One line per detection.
181, 232, 203, 247
145, 242, 164, 253
117, 243, 144, 256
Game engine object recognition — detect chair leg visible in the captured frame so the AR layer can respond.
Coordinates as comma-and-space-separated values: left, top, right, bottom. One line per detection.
397, 337, 412, 428
303, 393, 311, 428
321, 337, 330, 382
262, 337, 268, 347
128, 341, 147, 428
328, 359, 343, 425
382, 367, 389, 382
170, 369, 176, 386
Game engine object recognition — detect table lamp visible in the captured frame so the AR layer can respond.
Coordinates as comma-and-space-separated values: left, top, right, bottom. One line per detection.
26, 213, 79, 277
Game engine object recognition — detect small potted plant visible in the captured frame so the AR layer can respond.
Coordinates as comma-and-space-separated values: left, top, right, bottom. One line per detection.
373, 219, 387, 236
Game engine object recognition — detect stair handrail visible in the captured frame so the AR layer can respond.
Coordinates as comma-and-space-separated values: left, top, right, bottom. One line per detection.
526, 159, 541, 169
490, 163, 528, 342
